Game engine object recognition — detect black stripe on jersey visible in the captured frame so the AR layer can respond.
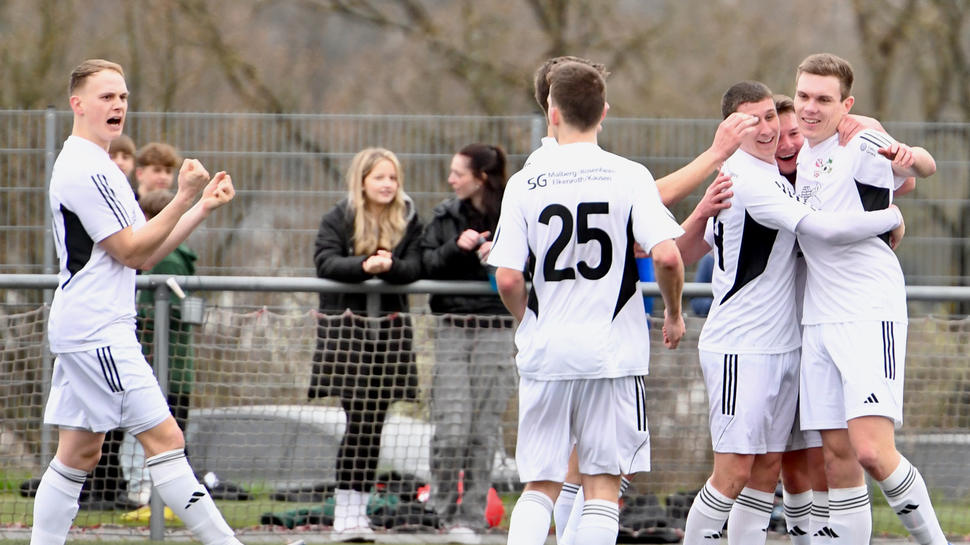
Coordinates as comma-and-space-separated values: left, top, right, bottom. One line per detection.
722, 354, 738, 416
97, 347, 124, 393
855, 180, 891, 246
60, 205, 94, 289
91, 174, 129, 229
859, 132, 892, 149
634, 376, 648, 432
612, 213, 640, 320
719, 212, 778, 305
883, 321, 896, 380
526, 250, 539, 317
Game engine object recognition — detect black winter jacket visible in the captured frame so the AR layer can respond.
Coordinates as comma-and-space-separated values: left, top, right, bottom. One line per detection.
313, 198, 423, 314
419, 197, 508, 315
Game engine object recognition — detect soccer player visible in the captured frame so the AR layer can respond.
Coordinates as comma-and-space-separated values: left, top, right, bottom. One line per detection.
527, 55, 753, 545
675, 80, 906, 545
792, 53, 948, 545
489, 60, 686, 545
31, 59, 248, 545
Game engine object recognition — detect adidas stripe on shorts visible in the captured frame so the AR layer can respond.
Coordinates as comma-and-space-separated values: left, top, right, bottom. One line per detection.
799, 321, 906, 430
44, 342, 172, 435
699, 349, 800, 454
514, 375, 651, 483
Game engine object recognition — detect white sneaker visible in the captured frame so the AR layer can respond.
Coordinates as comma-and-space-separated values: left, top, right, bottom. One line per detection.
445, 526, 481, 545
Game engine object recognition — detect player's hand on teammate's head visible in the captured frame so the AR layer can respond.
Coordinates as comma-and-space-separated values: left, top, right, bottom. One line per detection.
177, 158, 211, 197
662, 309, 685, 349
199, 171, 235, 212
711, 112, 757, 163
695, 172, 733, 219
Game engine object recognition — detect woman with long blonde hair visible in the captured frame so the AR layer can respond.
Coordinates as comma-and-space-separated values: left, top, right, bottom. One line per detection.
309, 147, 423, 538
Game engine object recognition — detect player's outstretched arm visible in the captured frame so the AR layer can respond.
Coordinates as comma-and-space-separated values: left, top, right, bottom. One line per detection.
795, 204, 902, 245
837, 115, 936, 180
495, 267, 527, 322
655, 113, 755, 206
650, 239, 685, 349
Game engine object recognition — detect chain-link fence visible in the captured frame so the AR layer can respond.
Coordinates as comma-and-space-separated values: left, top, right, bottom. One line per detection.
1, 276, 969, 541
2, 111, 969, 290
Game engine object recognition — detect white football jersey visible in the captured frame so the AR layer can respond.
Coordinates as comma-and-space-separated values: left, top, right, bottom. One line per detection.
698, 149, 812, 354
795, 130, 907, 324
48, 136, 145, 352
523, 136, 558, 167
488, 142, 683, 380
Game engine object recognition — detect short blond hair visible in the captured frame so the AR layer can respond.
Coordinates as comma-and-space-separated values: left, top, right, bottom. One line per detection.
70, 59, 124, 95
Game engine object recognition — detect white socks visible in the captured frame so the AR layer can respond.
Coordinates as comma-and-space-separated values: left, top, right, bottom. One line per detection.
559, 476, 628, 545
810, 490, 830, 541
147, 449, 240, 545
507, 490, 554, 545
333, 488, 372, 533
554, 482, 580, 542
683, 480, 733, 545
29, 458, 87, 545
727, 487, 774, 545
827, 486, 871, 544
782, 489, 813, 545
574, 499, 619, 545
877, 457, 948, 545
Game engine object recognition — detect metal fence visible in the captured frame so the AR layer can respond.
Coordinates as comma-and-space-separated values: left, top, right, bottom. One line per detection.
2, 110, 969, 288
1, 275, 969, 541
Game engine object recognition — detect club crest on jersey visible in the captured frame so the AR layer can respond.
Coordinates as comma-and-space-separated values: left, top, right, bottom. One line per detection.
813, 157, 833, 178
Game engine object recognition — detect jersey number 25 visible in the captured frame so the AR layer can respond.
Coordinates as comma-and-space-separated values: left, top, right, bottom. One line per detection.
539, 202, 613, 282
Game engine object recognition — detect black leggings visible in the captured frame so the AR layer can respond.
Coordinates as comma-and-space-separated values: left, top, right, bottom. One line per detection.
337, 396, 391, 492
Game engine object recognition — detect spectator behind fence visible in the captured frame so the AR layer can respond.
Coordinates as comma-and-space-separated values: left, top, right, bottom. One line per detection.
109, 134, 136, 181
309, 147, 424, 538
134, 141, 179, 199
419, 143, 516, 538
137, 189, 197, 437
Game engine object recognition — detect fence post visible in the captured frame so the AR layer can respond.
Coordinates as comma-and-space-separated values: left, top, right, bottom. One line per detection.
150, 281, 171, 540
530, 115, 545, 152
39, 107, 57, 466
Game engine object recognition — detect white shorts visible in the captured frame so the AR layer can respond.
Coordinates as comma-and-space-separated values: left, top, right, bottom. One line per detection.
800, 321, 906, 430
699, 349, 800, 454
44, 343, 172, 435
785, 404, 823, 451
515, 376, 650, 483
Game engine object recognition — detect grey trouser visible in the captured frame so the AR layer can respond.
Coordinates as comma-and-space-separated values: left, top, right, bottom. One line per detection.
429, 318, 516, 529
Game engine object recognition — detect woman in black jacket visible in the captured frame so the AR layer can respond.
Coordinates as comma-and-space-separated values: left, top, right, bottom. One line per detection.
310, 147, 422, 537
419, 143, 517, 535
